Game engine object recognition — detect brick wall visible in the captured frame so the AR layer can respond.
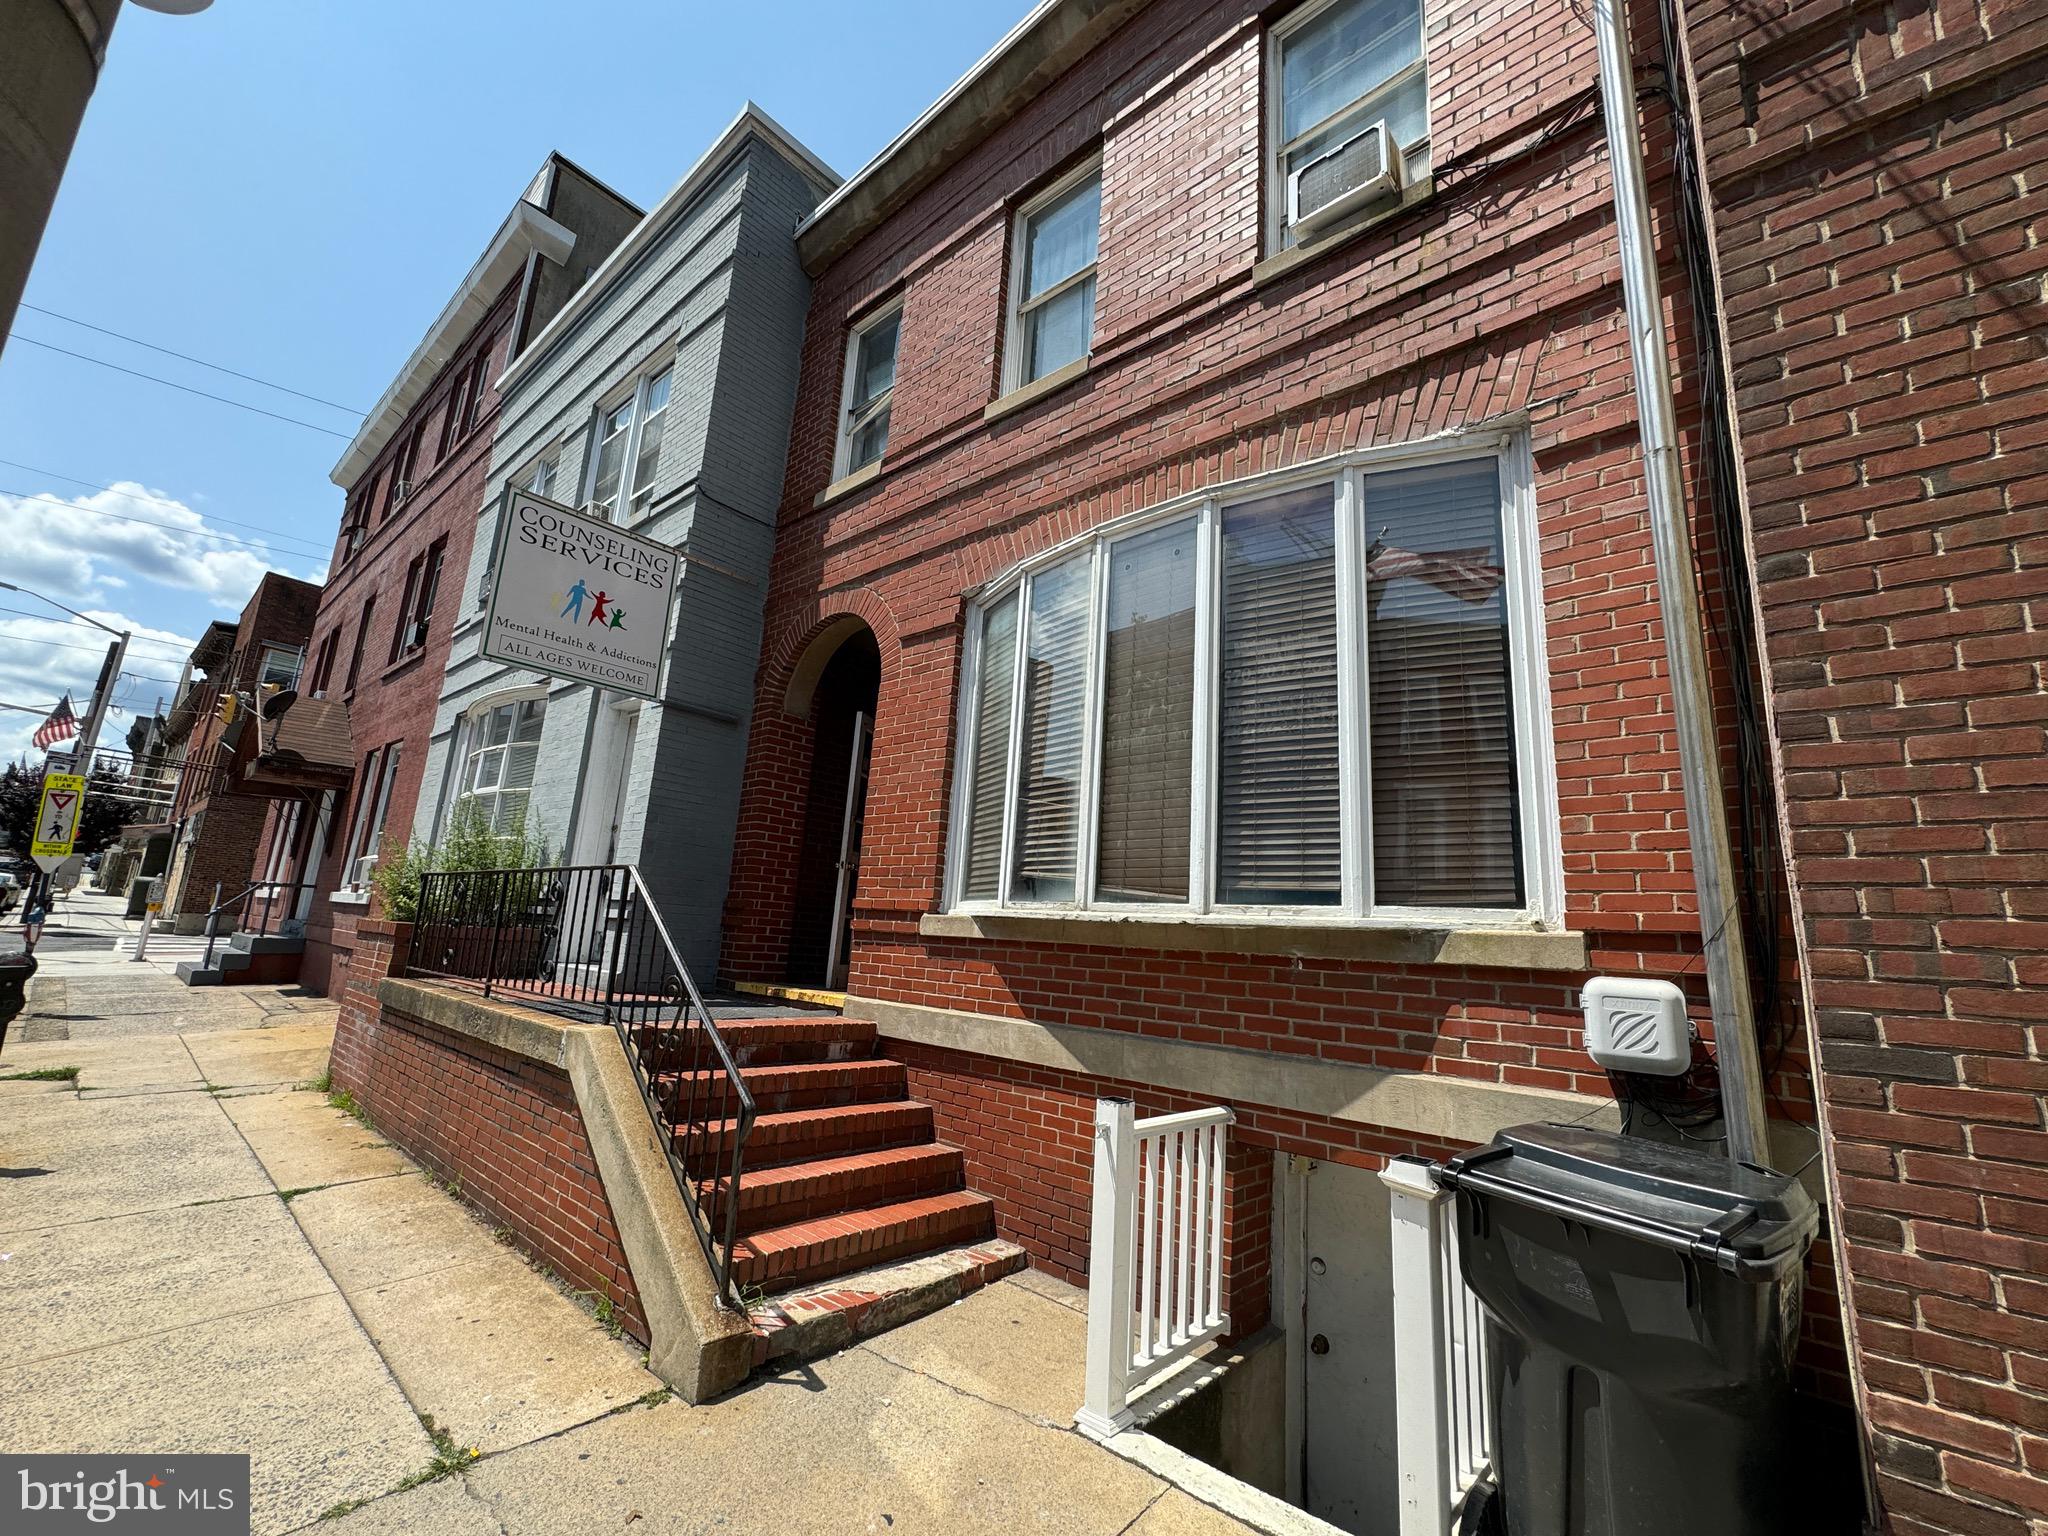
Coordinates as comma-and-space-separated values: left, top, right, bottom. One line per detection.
295, 283, 514, 992
725, 0, 1805, 1100
327, 919, 646, 1343
1687, 0, 2048, 1528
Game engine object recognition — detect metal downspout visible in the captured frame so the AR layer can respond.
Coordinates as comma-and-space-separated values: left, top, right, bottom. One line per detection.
1589, 0, 1772, 1165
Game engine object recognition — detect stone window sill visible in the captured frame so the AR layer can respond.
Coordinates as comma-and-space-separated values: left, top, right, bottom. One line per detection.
328, 889, 371, 908
1251, 173, 1437, 289
984, 356, 1090, 424
919, 908, 1586, 970
812, 459, 883, 509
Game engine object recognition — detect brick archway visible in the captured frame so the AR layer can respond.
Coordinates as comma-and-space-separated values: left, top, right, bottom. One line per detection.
724, 594, 898, 989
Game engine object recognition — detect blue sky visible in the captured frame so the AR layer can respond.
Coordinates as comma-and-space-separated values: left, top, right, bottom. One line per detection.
0, 0, 1021, 761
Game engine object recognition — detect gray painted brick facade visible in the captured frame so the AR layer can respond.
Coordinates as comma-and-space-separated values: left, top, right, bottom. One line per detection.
412, 113, 833, 977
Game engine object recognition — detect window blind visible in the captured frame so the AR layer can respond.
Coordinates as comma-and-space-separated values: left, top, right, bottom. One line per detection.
1009, 556, 1091, 902
1364, 461, 1520, 907
1097, 520, 1197, 903
962, 593, 1018, 900
1218, 486, 1342, 905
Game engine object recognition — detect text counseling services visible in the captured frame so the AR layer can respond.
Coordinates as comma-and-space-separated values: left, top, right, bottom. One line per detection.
513, 501, 671, 591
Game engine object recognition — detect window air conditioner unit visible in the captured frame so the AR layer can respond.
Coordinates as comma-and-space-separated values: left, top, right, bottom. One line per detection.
350, 853, 378, 891
391, 480, 415, 506
582, 501, 611, 520
408, 619, 430, 650
1288, 120, 1404, 236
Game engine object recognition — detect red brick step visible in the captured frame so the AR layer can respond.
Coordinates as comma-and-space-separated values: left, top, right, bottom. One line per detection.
660, 1058, 906, 1115
631, 1016, 876, 1070
701, 1142, 966, 1235
731, 1189, 997, 1292
690, 1100, 936, 1169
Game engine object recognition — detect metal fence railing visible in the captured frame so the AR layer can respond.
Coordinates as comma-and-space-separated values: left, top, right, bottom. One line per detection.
200, 880, 315, 970
409, 863, 755, 1307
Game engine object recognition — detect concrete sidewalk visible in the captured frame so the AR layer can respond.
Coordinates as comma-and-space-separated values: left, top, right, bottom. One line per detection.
0, 942, 1253, 1535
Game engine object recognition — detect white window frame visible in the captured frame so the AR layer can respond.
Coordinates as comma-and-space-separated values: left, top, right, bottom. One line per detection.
943, 429, 1559, 929
1263, 0, 1432, 253
453, 693, 547, 834
257, 644, 303, 689
1001, 157, 1103, 396
580, 359, 674, 524
832, 300, 904, 481
522, 448, 560, 499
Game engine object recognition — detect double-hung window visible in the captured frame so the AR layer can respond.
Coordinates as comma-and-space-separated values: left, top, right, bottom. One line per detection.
949, 439, 1550, 923
522, 451, 560, 499
834, 303, 901, 478
457, 697, 545, 835
342, 743, 401, 892
1004, 161, 1102, 392
1267, 0, 1430, 250
585, 364, 673, 521
257, 644, 303, 690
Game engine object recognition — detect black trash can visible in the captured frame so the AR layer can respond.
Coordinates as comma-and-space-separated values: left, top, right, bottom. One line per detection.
0, 947, 37, 1055
1439, 1123, 1818, 1536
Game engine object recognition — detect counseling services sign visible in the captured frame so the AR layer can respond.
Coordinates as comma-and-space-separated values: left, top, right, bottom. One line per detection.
480, 490, 678, 700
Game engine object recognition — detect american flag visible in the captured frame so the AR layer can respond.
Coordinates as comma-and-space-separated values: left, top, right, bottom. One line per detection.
32, 695, 77, 751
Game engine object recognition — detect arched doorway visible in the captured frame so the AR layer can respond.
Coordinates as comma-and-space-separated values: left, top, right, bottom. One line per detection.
785, 625, 881, 988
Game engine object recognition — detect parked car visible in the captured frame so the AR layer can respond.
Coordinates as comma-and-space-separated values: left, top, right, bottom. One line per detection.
0, 871, 20, 917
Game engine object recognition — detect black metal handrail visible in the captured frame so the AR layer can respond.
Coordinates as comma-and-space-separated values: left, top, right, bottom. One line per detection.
410, 863, 756, 1308
201, 879, 316, 969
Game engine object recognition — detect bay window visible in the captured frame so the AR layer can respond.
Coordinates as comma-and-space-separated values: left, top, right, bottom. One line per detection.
947, 440, 1551, 923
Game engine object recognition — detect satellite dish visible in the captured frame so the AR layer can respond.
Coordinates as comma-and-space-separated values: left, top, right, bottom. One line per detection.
261, 688, 298, 720
130, 0, 213, 12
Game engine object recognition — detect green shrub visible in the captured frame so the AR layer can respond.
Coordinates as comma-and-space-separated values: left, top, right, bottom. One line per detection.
369, 799, 551, 922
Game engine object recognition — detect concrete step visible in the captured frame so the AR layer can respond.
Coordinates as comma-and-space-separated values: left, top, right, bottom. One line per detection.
225, 931, 305, 956
730, 1189, 998, 1293
174, 961, 224, 987
631, 1016, 876, 1070
690, 1100, 937, 1170
662, 1059, 907, 1116
751, 1239, 1029, 1367
701, 1143, 966, 1237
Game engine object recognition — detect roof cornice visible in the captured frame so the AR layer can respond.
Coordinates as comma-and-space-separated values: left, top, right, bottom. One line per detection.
329, 198, 577, 489
496, 103, 840, 400
795, 0, 1152, 275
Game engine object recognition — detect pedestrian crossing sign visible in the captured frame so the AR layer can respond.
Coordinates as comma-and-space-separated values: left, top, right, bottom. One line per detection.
30, 772, 86, 867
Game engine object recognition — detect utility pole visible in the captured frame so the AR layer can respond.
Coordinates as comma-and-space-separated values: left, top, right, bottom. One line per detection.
71, 631, 131, 776
1, 581, 131, 913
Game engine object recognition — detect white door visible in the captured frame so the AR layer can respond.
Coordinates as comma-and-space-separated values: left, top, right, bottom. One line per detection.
1300, 1159, 1400, 1535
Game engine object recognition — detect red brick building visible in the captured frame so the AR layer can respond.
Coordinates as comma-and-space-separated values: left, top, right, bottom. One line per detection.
153, 572, 323, 933
273, 156, 639, 994
1684, 2, 2048, 1532
721, 0, 1842, 1520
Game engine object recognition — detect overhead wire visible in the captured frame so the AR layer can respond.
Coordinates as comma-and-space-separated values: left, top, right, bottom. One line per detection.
15, 304, 366, 416
0, 457, 337, 551
5, 335, 355, 439
0, 485, 332, 559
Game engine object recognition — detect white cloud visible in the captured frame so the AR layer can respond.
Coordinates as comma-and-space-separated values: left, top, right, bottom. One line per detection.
0, 482, 317, 612
0, 609, 199, 768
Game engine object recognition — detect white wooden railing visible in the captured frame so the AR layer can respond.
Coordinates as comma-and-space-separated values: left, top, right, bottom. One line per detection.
1382, 1157, 1494, 1536
1078, 1099, 1234, 1438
